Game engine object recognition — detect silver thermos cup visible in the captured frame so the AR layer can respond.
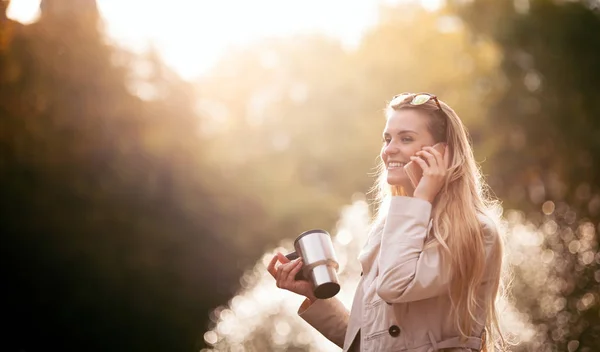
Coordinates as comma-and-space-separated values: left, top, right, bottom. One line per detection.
285, 229, 340, 299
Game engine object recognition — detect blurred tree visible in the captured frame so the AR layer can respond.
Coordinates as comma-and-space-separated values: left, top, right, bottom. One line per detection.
1, 0, 265, 350
1, 0, 15, 51
450, 0, 600, 350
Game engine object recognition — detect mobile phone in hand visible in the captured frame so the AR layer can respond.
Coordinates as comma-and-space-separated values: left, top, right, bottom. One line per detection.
403, 143, 446, 188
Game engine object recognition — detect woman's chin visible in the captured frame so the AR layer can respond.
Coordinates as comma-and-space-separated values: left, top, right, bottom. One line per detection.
386, 175, 406, 187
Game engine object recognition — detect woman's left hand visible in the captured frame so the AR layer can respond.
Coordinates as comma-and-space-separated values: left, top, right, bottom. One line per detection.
410, 145, 450, 204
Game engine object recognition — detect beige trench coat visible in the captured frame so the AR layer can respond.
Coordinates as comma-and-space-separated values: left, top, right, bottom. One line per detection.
298, 196, 499, 352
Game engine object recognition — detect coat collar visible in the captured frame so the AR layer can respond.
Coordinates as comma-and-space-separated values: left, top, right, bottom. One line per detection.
357, 219, 385, 275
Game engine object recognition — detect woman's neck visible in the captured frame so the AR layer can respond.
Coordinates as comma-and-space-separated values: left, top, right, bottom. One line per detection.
394, 183, 415, 197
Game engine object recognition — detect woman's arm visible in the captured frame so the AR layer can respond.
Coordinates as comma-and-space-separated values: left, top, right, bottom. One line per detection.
376, 196, 498, 304
376, 196, 444, 303
298, 297, 349, 348
268, 253, 349, 345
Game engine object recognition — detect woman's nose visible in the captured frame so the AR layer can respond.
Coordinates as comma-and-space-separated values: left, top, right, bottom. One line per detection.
384, 143, 399, 156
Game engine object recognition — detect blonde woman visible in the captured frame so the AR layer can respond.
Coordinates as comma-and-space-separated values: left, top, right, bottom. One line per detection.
268, 93, 505, 352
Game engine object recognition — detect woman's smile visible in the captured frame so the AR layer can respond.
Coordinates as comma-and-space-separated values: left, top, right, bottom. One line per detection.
386, 161, 406, 170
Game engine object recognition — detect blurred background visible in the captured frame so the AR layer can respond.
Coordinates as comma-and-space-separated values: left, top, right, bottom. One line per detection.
1, 0, 599, 351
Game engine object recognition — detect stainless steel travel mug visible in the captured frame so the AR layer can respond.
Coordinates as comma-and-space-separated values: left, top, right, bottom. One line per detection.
285, 229, 340, 299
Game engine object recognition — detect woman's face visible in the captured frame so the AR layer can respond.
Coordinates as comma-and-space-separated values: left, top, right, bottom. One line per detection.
381, 109, 437, 187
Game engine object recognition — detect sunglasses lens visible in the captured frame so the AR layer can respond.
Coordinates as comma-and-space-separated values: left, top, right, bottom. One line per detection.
411, 94, 431, 105
390, 93, 412, 105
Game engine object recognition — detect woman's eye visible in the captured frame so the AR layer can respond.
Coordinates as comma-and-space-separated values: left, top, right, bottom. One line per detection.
382, 137, 391, 145
401, 137, 413, 143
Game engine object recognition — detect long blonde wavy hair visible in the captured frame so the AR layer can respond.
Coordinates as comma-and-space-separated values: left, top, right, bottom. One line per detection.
371, 94, 507, 351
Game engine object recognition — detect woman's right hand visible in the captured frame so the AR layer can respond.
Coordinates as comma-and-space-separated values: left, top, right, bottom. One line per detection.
267, 252, 317, 302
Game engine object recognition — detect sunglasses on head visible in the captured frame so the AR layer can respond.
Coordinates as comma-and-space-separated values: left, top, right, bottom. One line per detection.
389, 92, 443, 111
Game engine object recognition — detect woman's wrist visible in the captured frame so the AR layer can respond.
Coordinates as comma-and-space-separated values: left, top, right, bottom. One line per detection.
299, 294, 317, 312
412, 191, 433, 204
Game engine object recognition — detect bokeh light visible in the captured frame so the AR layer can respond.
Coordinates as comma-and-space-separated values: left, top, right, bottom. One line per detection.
200, 196, 600, 351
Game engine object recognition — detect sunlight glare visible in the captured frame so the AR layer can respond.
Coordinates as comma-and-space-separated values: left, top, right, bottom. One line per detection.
384, 0, 444, 12
6, 0, 41, 25
6, 0, 444, 80
97, 0, 379, 80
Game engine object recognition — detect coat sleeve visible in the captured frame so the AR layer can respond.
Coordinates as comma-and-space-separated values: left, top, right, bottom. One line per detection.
375, 196, 498, 304
298, 297, 349, 348
375, 196, 440, 303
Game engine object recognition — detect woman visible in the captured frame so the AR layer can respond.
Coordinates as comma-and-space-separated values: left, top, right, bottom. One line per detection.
267, 93, 505, 351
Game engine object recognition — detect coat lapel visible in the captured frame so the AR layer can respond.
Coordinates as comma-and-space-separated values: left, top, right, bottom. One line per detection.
357, 219, 384, 278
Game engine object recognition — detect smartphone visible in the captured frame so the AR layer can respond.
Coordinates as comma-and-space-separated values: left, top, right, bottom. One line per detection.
403, 143, 446, 188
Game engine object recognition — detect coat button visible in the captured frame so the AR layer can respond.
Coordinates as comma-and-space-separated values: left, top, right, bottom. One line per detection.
388, 325, 401, 337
